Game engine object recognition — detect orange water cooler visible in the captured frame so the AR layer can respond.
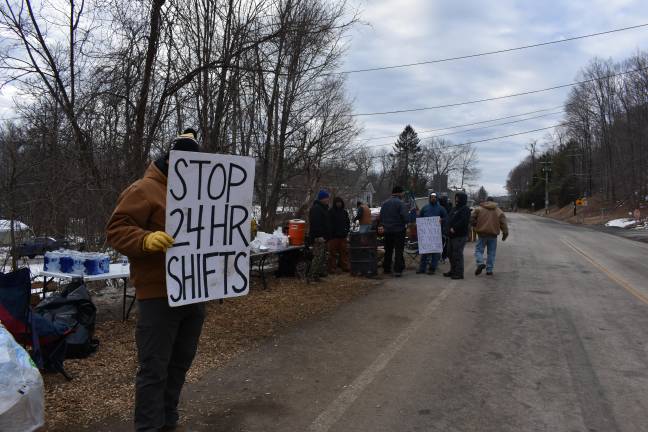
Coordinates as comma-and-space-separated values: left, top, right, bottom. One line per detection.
288, 219, 306, 246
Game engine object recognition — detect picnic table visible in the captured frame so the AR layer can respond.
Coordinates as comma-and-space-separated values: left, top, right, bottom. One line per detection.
38, 264, 135, 321
251, 245, 306, 289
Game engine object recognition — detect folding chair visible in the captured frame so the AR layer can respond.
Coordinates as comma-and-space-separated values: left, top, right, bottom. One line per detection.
0, 268, 74, 380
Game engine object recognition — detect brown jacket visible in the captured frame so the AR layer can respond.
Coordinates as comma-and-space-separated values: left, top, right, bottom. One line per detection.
358, 204, 372, 225
106, 163, 167, 299
471, 201, 509, 238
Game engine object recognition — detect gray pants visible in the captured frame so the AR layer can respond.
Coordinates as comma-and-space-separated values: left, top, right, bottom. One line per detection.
448, 236, 467, 277
135, 298, 206, 431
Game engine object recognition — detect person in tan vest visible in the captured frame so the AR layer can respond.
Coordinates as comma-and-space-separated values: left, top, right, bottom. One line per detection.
471, 197, 509, 276
106, 130, 203, 432
354, 201, 372, 233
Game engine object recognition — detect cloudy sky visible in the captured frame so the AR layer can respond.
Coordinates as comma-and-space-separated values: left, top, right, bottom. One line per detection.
1, 0, 647, 195
341, 0, 648, 194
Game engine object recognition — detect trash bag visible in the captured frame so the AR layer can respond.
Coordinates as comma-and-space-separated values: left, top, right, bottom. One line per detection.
35, 280, 99, 358
0, 325, 45, 432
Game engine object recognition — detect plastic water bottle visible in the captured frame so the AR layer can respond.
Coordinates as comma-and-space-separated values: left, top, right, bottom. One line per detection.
103, 254, 111, 273
120, 255, 128, 269
72, 252, 85, 275
44, 251, 58, 272
83, 253, 100, 275
59, 251, 74, 273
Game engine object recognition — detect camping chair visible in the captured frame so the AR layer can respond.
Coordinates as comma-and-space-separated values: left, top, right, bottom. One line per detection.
0, 268, 73, 380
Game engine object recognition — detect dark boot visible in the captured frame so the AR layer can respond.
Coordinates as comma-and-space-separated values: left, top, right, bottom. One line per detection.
451, 275, 464, 280
475, 264, 486, 275
443, 272, 452, 277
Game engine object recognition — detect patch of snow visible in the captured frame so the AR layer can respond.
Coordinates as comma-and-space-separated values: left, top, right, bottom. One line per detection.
605, 218, 638, 228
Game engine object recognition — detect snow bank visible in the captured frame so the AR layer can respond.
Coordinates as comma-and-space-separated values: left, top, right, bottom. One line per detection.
605, 218, 638, 228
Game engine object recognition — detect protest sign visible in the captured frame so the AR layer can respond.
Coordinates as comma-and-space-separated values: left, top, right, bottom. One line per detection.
165, 150, 255, 306
416, 216, 443, 254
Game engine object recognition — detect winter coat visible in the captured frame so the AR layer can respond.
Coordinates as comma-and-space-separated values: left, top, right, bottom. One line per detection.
354, 204, 372, 225
418, 202, 448, 220
106, 163, 168, 299
309, 200, 331, 241
329, 198, 351, 239
471, 201, 509, 238
448, 192, 471, 238
379, 195, 409, 233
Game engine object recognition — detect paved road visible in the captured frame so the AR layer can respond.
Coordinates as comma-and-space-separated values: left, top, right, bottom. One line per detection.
102, 213, 648, 431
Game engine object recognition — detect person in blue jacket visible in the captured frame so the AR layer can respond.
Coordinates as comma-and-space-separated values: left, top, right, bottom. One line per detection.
416, 192, 448, 274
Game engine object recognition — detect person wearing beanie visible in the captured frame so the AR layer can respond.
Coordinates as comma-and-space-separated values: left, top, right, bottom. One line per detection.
154, 132, 201, 176
106, 132, 203, 431
307, 189, 331, 281
416, 192, 448, 275
379, 185, 409, 277
443, 191, 472, 280
328, 197, 351, 273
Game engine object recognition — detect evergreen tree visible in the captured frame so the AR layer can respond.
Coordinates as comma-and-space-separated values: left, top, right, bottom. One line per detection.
476, 186, 489, 202
391, 125, 423, 192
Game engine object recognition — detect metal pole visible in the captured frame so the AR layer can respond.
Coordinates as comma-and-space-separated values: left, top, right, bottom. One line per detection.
544, 168, 549, 215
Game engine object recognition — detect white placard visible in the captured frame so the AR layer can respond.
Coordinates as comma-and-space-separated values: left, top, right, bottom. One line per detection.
416, 216, 443, 254
165, 150, 256, 306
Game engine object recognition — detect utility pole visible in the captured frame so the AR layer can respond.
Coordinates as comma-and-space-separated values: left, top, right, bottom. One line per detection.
540, 161, 552, 215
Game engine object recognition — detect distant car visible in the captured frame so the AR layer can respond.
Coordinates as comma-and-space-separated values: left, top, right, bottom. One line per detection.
14, 237, 70, 259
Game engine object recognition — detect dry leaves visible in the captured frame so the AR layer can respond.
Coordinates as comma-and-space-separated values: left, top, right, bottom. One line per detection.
42, 274, 378, 431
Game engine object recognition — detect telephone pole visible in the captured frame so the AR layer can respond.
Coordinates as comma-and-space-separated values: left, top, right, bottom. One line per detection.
540, 161, 552, 215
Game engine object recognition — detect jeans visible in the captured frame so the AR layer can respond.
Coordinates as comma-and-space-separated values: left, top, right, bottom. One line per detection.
419, 253, 440, 273
448, 236, 467, 277
358, 224, 371, 233
135, 299, 206, 432
475, 236, 498, 272
383, 230, 406, 274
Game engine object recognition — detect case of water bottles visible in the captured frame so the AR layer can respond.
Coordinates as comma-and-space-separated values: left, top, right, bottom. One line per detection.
44, 250, 111, 276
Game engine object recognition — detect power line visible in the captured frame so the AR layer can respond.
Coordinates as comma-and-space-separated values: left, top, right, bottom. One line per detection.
356, 108, 564, 143
351, 66, 648, 117
363, 123, 569, 151
327, 121, 574, 164
337, 23, 648, 74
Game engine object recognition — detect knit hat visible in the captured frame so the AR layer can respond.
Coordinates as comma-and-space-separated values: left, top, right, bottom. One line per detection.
317, 190, 330, 200
172, 134, 200, 153
182, 128, 197, 139
392, 186, 404, 194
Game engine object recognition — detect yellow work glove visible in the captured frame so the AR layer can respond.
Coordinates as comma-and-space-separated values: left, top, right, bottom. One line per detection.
143, 231, 175, 253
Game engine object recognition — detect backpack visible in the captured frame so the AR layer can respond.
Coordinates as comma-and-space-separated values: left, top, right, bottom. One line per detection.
34, 280, 99, 358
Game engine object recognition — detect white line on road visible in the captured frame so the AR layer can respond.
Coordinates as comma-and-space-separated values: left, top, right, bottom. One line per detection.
306, 286, 453, 432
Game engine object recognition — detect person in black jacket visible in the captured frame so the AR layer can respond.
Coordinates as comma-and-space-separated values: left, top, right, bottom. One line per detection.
438, 195, 452, 262
379, 186, 409, 277
308, 190, 331, 281
328, 197, 351, 273
443, 191, 471, 279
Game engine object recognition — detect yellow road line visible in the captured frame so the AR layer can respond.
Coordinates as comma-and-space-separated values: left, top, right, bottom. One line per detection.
561, 237, 648, 306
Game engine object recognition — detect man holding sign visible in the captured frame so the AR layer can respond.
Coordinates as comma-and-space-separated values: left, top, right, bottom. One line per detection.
107, 131, 208, 431
416, 193, 447, 275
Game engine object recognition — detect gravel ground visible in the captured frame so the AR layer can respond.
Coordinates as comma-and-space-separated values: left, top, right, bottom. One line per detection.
42, 273, 380, 431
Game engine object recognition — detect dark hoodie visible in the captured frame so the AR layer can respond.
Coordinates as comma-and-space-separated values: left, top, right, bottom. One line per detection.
309, 199, 331, 241
329, 197, 351, 239
448, 192, 471, 238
